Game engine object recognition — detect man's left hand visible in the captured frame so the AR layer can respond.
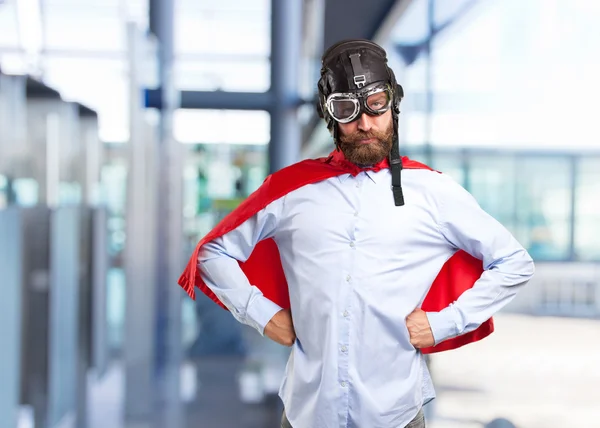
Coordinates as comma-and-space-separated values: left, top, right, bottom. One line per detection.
406, 308, 435, 348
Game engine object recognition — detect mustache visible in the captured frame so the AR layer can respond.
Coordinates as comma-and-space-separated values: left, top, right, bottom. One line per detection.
340, 129, 389, 144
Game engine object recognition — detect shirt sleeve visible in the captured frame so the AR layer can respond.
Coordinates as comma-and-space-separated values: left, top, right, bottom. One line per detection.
197, 197, 285, 336
425, 175, 535, 345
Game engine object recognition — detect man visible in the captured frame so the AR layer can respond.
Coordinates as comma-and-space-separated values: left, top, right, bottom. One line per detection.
179, 39, 534, 428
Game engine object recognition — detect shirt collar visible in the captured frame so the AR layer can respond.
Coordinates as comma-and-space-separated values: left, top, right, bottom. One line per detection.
328, 149, 390, 184
338, 169, 380, 183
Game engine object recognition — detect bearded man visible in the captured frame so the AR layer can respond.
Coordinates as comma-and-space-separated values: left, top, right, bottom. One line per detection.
178, 39, 534, 428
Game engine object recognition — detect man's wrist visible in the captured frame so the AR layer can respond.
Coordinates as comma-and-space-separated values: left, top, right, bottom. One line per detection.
245, 296, 283, 336
425, 308, 458, 345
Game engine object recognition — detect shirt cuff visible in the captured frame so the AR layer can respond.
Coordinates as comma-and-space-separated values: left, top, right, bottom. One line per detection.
245, 295, 284, 336
425, 309, 459, 346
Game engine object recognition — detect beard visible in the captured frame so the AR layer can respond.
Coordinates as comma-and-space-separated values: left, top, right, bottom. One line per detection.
338, 120, 394, 165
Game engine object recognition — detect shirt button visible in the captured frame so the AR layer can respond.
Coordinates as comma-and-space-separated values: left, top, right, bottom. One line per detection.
349, 241, 355, 248
355, 183, 360, 188
346, 274, 351, 282
341, 345, 348, 352
343, 310, 349, 317
354, 212, 359, 217
340, 381, 347, 387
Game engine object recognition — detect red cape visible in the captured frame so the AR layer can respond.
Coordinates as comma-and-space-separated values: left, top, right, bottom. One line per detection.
178, 150, 493, 354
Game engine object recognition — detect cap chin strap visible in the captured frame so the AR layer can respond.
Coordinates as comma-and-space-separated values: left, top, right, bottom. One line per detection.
389, 114, 405, 206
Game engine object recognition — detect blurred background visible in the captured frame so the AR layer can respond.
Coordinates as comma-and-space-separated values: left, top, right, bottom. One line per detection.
1, 0, 599, 427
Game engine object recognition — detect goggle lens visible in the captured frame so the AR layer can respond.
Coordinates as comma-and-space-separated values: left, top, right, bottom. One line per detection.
366, 90, 391, 113
329, 98, 359, 123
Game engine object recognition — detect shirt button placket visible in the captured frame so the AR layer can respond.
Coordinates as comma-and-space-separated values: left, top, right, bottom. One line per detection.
343, 178, 358, 403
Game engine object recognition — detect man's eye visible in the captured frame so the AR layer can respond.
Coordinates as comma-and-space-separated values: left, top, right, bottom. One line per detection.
368, 95, 387, 109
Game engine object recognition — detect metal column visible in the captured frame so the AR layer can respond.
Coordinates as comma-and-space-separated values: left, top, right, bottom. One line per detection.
269, 0, 303, 173
423, 0, 435, 167
0, 208, 23, 428
150, 0, 184, 426
124, 22, 157, 423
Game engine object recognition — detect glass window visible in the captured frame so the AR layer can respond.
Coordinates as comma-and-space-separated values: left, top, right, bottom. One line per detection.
176, 1, 270, 56
466, 154, 516, 230
389, 0, 429, 45
433, 0, 480, 28
430, 112, 502, 147
0, 174, 7, 209
428, 1, 505, 148
175, 58, 270, 93
400, 50, 428, 93
392, 0, 600, 151
575, 157, 600, 261
12, 178, 39, 206
174, 1, 271, 92
0, 2, 21, 47
431, 152, 466, 187
0, 52, 28, 75
402, 146, 425, 160
515, 157, 572, 260
42, 57, 129, 142
396, 51, 427, 147
174, 109, 270, 145
403, 112, 428, 146
181, 142, 268, 245
44, 7, 125, 52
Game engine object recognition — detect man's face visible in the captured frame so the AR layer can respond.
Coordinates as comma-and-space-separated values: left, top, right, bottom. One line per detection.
337, 109, 393, 165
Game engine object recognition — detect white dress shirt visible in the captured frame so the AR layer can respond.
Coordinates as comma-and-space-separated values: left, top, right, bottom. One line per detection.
198, 167, 534, 428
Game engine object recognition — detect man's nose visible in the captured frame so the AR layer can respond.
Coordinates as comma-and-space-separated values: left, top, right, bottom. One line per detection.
357, 113, 373, 131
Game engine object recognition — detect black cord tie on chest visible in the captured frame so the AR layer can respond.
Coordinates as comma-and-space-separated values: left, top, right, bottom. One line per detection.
389, 121, 404, 206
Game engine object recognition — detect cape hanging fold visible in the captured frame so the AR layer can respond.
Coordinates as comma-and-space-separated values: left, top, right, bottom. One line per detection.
178, 151, 493, 354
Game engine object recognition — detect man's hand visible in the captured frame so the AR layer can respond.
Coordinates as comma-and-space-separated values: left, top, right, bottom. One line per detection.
406, 308, 435, 348
264, 309, 296, 347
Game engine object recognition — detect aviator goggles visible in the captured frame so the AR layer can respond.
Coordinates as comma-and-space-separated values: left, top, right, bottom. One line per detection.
325, 83, 393, 124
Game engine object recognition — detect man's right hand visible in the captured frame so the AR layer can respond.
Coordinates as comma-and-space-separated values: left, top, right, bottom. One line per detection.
264, 308, 296, 347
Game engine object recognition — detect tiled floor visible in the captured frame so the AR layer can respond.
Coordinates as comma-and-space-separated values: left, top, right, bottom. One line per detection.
427, 314, 600, 428
186, 357, 283, 428
88, 314, 600, 428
